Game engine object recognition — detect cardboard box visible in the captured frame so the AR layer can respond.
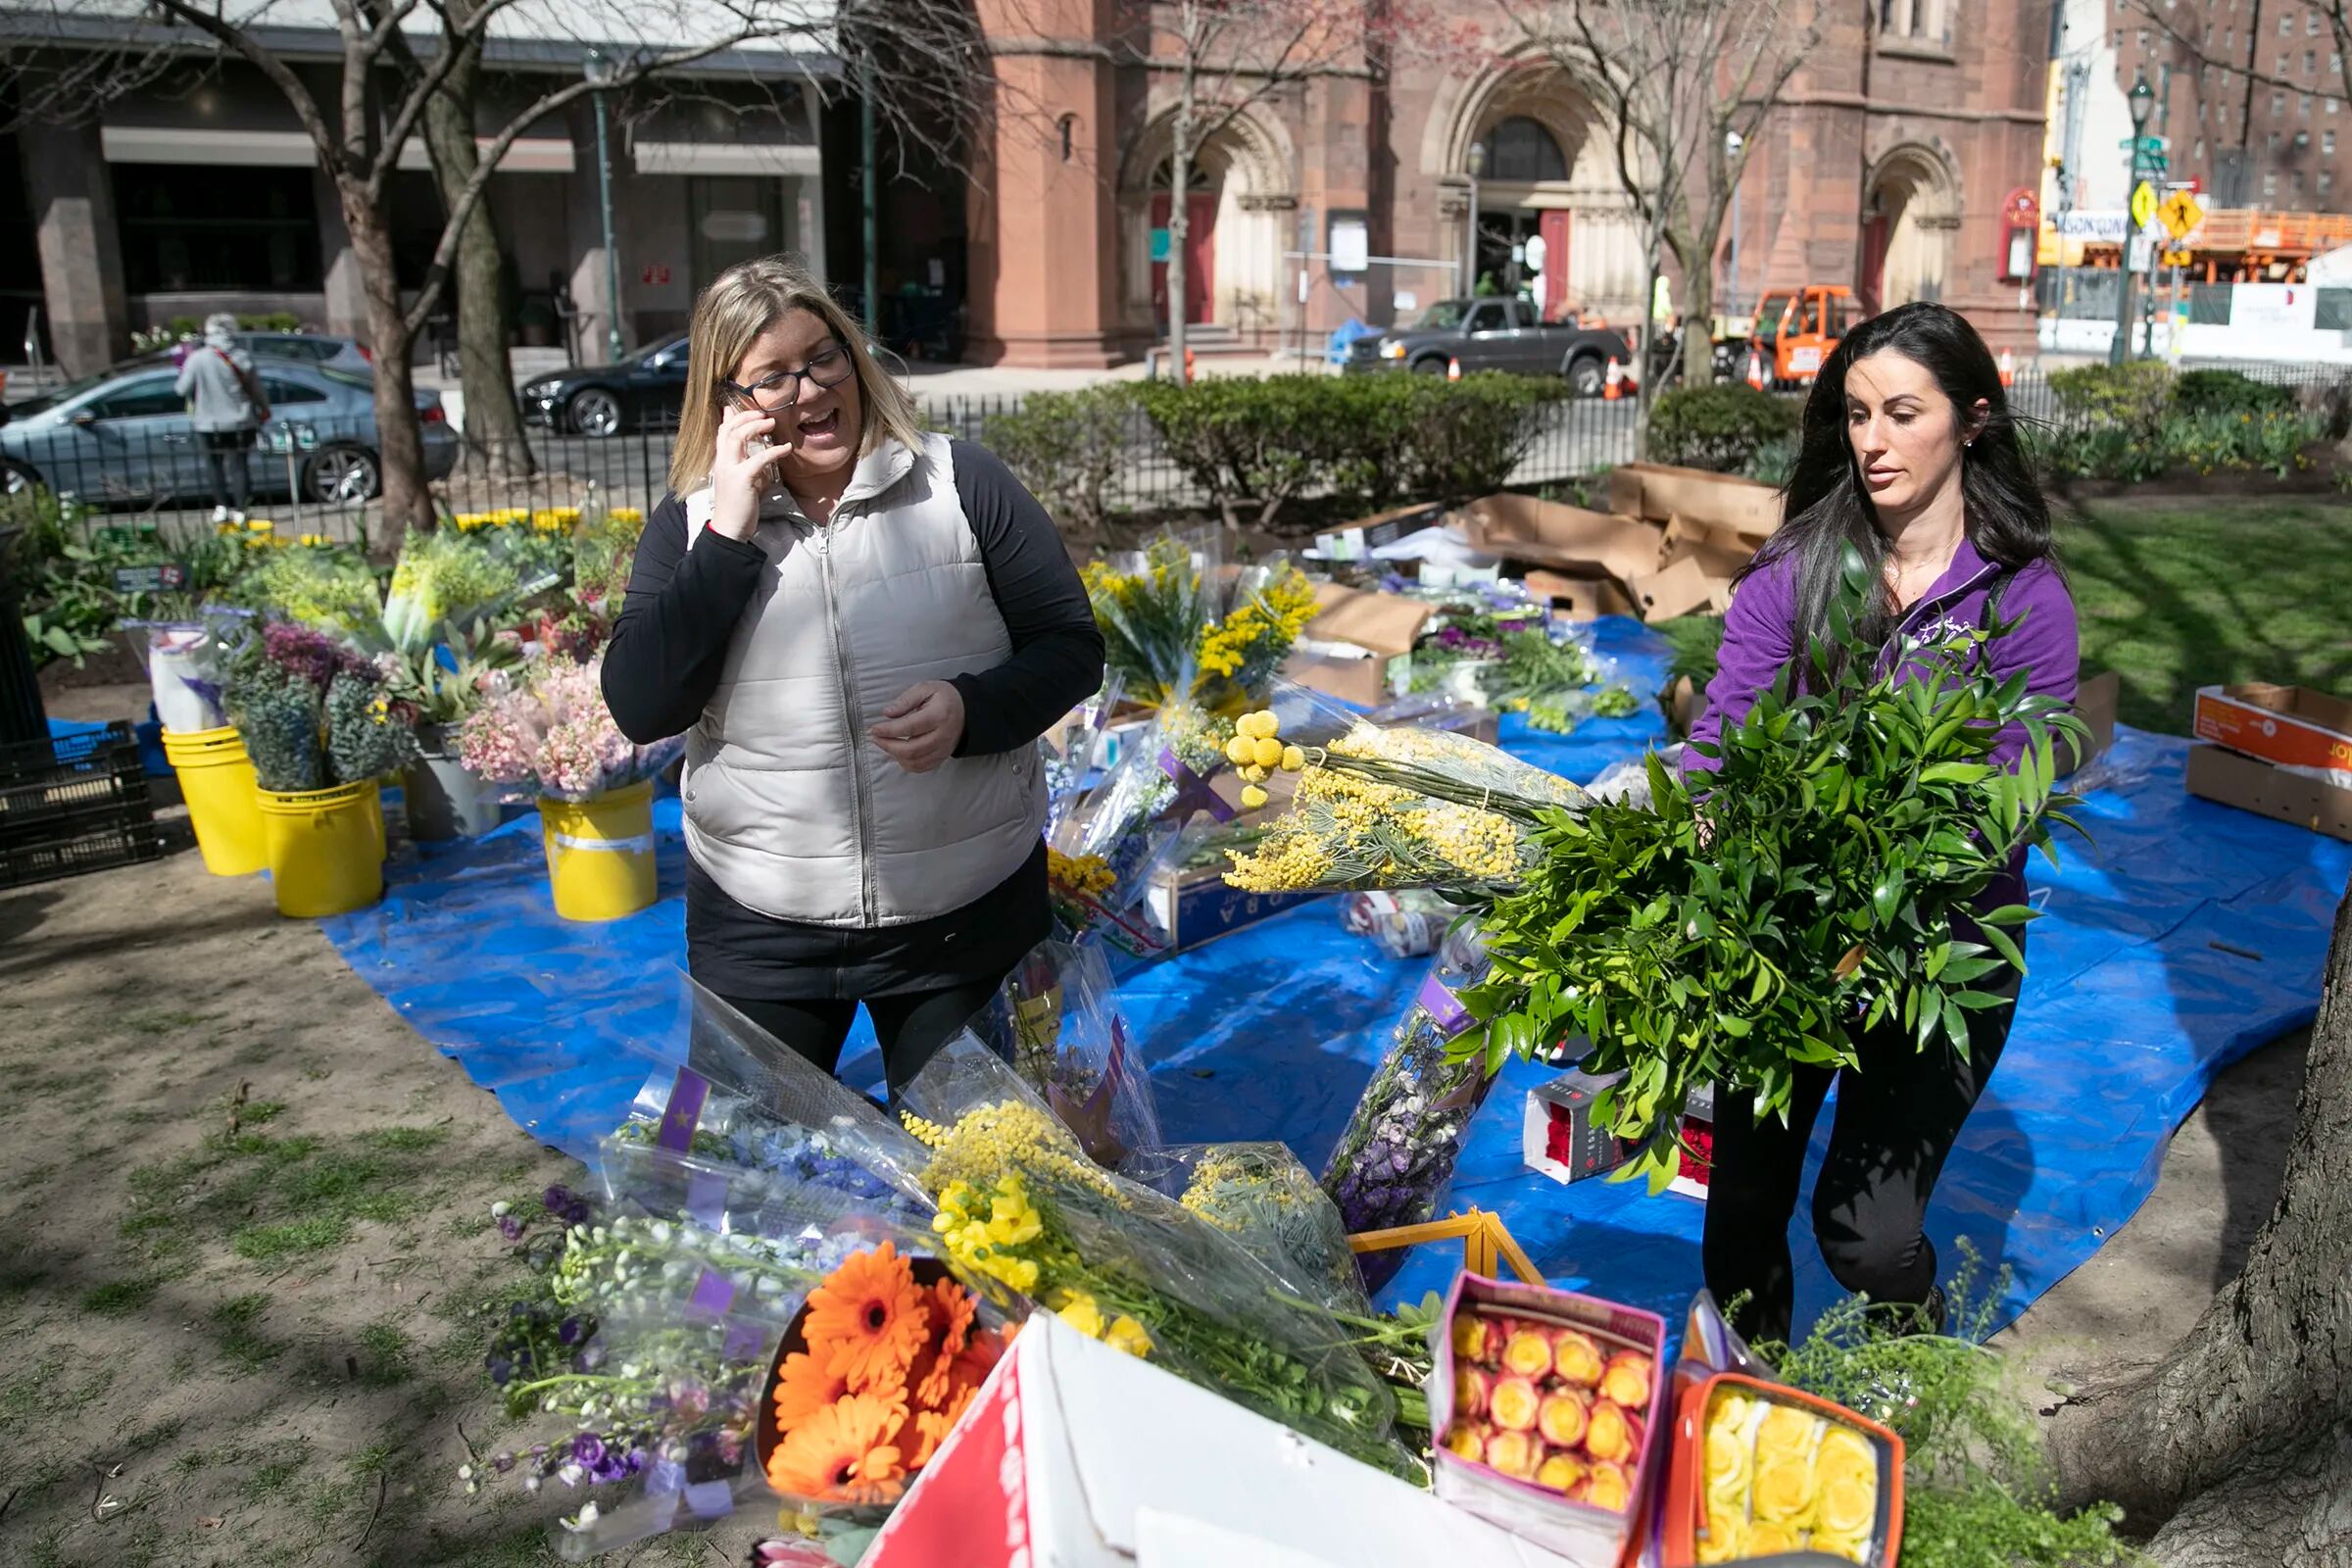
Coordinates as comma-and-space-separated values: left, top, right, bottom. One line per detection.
1523, 1070, 1638, 1183
1624, 554, 1735, 623
1430, 1273, 1668, 1565
2060, 670, 2119, 780
1314, 500, 1450, 563
868, 1311, 1580, 1568
1656, 513, 1756, 576
1605, 463, 1782, 541
1663, 674, 1703, 738
1522, 568, 1641, 622
1461, 495, 1666, 583
2185, 742, 2352, 843
2192, 682, 2352, 781
1287, 582, 1435, 708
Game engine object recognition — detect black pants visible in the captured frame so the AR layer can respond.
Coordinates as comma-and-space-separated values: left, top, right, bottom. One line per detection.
202, 429, 253, 513
1701, 950, 2024, 1346
717, 979, 1003, 1097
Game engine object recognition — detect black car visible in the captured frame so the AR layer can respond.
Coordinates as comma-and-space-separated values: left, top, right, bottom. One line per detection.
520, 335, 917, 439
1344, 299, 1641, 396
520, 333, 691, 438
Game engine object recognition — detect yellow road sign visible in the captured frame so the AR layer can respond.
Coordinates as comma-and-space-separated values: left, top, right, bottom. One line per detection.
2158, 189, 2206, 241
2161, 247, 2195, 268
2130, 181, 2158, 229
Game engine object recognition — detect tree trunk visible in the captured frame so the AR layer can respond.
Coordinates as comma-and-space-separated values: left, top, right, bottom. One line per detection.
340, 184, 433, 549
1680, 226, 1717, 390
2047, 873, 2352, 1565
421, 12, 535, 481
1167, 103, 1193, 388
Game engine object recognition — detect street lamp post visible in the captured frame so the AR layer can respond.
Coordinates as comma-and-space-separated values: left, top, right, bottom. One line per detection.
1726, 130, 1744, 322
1465, 140, 1486, 298
585, 49, 625, 365
2109, 71, 2154, 368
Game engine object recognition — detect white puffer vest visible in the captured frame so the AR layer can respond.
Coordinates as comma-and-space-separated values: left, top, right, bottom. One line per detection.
679, 433, 1045, 927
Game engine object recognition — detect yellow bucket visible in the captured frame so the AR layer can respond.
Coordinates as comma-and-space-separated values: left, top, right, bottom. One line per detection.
361, 778, 386, 861
161, 725, 267, 877
538, 779, 658, 921
257, 782, 384, 917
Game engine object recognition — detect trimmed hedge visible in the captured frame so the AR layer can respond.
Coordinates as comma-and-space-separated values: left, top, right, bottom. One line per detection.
1645, 383, 1800, 475
983, 384, 1139, 541
2171, 368, 2296, 416
2047, 361, 2177, 436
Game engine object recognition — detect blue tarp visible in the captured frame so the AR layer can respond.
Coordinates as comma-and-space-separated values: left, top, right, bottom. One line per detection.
318, 615, 2350, 1336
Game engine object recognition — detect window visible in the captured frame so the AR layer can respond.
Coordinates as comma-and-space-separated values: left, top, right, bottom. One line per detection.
2328, 128, 2338, 153
258, 374, 326, 407
89, 375, 182, 421
2266, 170, 2279, 195
2325, 170, 2336, 193
2197, 137, 2208, 158
113, 165, 322, 295
2138, 28, 2149, 49
2310, 50, 2320, 74
2202, 98, 2211, 121
2274, 89, 2287, 115
2334, 97, 2343, 113
1465, 302, 1509, 333
2278, 53, 2291, 74
2294, 169, 2307, 192
2280, 14, 2294, 35
2311, 11, 2324, 34
2270, 129, 2282, 151
1484, 117, 1568, 182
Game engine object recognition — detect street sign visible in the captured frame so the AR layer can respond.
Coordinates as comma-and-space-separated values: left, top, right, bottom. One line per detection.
2130, 181, 2158, 229
2118, 135, 2168, 154
2158, 189, 2206, 240
2161, 248, 2196, 267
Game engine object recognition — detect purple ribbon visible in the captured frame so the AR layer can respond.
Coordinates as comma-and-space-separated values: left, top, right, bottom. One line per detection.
1418, 971, 1473, 1037
686, 1268, 735, 1319
658, 1068, 710, 1153
1158, 747, 1236, 823
722, 1318, 769, 1360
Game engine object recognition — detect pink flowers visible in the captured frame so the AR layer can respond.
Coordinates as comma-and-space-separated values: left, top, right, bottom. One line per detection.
458, 654, 674, 802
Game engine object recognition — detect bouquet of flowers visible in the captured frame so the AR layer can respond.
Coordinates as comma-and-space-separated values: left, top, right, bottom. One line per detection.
1082, 530, 1319, 714
979, 939, 1162, 1168
1045, 702, 1248, 950
458, 652, 678, 802
572, 499, 648, 626
236, 541, 383, 640
220, 620, 417, 792
1122, 1142, 1367, 1318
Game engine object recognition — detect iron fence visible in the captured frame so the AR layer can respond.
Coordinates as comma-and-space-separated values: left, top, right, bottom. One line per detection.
17, 360, 2349, 549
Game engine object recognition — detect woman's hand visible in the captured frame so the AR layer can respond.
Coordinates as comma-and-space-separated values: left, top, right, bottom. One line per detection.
708, 406, 796, 542
870, 681, 965, 773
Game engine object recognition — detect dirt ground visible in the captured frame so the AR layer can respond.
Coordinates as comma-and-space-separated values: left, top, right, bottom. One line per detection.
0, 708, 2313, 1563
0, 838, 765, 1566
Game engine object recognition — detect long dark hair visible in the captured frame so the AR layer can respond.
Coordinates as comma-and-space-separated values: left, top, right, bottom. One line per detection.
1747, 302, 2054, 687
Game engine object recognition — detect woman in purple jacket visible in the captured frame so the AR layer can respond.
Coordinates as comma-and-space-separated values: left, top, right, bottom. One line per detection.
1685, 303, 2079, 1344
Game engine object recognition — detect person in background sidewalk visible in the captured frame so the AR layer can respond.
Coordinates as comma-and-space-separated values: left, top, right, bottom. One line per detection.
175, 314, 266, 524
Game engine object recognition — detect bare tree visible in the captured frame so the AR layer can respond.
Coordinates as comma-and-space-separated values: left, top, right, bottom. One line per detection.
0, 0, 985, 541
1149, 0, 1369, 378
2047, 872, 2352, 1566
2127, 0, 2352, 208
1494, 0, 1812, 427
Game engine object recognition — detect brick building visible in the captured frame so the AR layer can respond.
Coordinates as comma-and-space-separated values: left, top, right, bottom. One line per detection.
964, 0, 2054, 368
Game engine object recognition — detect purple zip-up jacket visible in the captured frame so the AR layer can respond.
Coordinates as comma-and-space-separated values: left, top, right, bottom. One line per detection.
1684, 534, 2080, 916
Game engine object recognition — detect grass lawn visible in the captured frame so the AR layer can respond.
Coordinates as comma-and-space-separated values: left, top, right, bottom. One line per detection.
2057, 495, 2352, 732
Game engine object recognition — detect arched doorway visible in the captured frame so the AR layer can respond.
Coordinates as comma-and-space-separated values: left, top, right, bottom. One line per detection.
1432, 59, 1643, 325
1121, 110, 1296, 340
1862, 146, 1961, 313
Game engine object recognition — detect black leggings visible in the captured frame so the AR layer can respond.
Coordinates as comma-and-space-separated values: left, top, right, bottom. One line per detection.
202, 429, 253, 513
716, 980, 1003, 1097
1701, 950, 2024, 1346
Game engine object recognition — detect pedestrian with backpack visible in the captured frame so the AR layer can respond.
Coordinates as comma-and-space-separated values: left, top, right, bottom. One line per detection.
175, 314, 270, 523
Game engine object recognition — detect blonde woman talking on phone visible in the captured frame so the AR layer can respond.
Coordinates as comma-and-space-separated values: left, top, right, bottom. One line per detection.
602, 256, 1103, 1094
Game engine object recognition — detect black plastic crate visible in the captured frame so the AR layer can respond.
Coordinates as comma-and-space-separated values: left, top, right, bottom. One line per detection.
0, 722, 164, 887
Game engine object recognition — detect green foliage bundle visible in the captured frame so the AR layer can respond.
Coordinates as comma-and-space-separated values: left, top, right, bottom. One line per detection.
1763, 1257, 2144, 1568
1458, 549, 2086, 1186
985, 384, 1142, 539
1647, 383, 1802, 474
236, 543, 383, 640
221, 621, 416, 792
381, 530, 521, 652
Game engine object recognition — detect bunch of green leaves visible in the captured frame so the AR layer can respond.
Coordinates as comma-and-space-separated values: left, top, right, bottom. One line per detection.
237, 542, 383, 639
1761, 1256, 2144, 1568
381, 530, 522, 652
1456, 547, 2087, 1187
382, 621, 523, 730
323, 668, 417, 783
223, 659, 327, 792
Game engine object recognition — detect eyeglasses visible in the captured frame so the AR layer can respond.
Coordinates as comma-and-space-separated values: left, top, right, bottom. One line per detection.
718, 345, 856, 412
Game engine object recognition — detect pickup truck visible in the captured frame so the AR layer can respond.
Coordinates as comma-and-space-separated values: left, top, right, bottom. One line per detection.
1344, 298, 1641, 396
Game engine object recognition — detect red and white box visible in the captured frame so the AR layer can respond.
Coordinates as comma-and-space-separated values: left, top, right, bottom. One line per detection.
868, 1311, 1582, 1568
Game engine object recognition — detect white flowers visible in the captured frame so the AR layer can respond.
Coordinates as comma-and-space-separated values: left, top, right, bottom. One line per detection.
489, 1200, 511, 1219
560, 1499, 601, 1533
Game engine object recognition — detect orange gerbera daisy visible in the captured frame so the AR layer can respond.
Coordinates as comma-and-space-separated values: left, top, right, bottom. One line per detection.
764, 1393, 906, 1504
804, 1243, 931, 1393
770, 1349, 850, 1434
910, 1280, 980, 1406
906, 1380, 984, 1467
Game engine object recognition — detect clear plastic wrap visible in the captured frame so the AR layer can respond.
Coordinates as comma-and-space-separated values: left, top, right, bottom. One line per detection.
1320, 936, 1501, 1293
1120, 1142, 1369, 1319
894, 1036, 1409, 1473
982, 939, 1163, 1167
1083, 526, 1224, 708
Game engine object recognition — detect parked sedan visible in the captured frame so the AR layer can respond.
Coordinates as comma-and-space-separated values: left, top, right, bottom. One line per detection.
520, 335, 915, 438
119, 331, 374, 379
0, 360, 456, 508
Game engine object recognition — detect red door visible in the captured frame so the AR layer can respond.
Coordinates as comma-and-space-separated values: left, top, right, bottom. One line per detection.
1151, 191, 1217, 326
1859, 215, 1891, 315
1540, 210, 1573, 321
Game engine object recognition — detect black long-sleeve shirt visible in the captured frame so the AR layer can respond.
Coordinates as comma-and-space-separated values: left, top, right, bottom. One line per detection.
600, 439, 1104, 1000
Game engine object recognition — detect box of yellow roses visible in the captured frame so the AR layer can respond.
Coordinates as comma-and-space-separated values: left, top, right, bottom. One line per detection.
1659, 1374, 1903, 1567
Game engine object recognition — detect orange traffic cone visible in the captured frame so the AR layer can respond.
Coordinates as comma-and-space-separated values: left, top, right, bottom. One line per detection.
1447, 357, 1463, 382
1183, 346, 1197, 384
1744, 342, 1767, 391
1602, 357, 1624, 401
1997, 348, 2016, 388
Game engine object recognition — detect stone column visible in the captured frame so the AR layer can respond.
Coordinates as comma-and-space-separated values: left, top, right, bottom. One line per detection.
20, 119, 128, 376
